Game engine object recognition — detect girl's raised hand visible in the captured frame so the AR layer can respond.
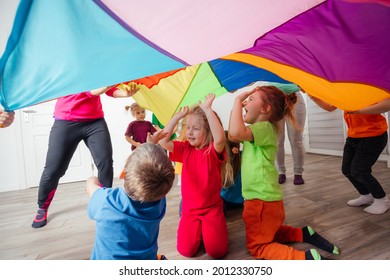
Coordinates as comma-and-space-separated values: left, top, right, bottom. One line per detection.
236, 87, 258, 103
175, 106, 189, 119
199, 93, 215, 111
147, 130, 169, 144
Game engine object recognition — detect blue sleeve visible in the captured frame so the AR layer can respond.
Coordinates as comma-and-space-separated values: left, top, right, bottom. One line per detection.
87, 188, 107, 221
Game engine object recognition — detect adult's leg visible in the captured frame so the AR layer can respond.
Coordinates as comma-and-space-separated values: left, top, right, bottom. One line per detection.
276, 119, 286, 175
33, 120, 82, 228
83, 118, 113, 188
37, 120, 83, 209
287, 92, 306, 176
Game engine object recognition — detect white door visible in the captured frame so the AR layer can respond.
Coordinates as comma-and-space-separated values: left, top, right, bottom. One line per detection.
21, 100, 93, 188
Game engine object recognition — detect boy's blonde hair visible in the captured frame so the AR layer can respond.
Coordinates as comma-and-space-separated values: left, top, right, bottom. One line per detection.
187, 105, 234, 187
123, 143, 175, 202
125, 102, 142, 116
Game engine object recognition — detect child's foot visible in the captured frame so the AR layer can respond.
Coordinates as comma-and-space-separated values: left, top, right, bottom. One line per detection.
293, 175, 304, 185
347, 194, 374, 207
278, 174, 286, 184
303, 226, 339, 255
305, 249, 327, 260
364, 197, 390, 215
31, 209, 48, 228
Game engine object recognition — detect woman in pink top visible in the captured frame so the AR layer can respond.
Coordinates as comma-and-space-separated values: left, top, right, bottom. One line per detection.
32, 84, 139, 228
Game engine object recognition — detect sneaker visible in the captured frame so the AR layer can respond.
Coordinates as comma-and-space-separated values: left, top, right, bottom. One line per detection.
347, 194, 374, 207
293, 175, 304, 185
278, 174, 286, 184
32, 209, 48, 228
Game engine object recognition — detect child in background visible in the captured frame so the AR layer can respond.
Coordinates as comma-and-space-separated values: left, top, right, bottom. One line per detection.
156, 93, 234, 258
220, 131, 244, 211
86, 142, 174, 260
228, 86, 339, 260
125, 102, 156, 150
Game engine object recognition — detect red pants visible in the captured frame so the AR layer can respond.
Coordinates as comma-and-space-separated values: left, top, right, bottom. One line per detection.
243, 199, 305, 260
177, 205, 228, 258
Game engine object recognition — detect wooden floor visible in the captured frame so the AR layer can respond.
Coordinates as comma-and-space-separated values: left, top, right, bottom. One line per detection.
0, 153, 389, 260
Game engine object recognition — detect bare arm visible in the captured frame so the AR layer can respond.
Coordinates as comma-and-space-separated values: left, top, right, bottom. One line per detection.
86, 176, 100, 198
228, 90, 254, 142
146, 129, 169, 144
158, 107, 188, 152
347, 98, 390, 114
90, 86, 114, 96
125, 136, 141, 148
307, 95, 337, 112
90, 83, 139, 98
112, 83, 139, 98
199, 94, 225, 153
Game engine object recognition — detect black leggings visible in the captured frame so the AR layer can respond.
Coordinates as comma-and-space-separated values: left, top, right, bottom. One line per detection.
341, 132, 388, 199
37, 118, 113, 209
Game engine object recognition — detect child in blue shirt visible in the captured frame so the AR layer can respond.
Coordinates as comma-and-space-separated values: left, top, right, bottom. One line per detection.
86, 142, 174, 260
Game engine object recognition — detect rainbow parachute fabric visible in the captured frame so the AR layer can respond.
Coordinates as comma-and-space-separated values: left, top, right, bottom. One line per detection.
0, 0, 389, 124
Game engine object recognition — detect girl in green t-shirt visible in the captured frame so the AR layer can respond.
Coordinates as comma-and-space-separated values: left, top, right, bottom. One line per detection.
228, 85, 339, 260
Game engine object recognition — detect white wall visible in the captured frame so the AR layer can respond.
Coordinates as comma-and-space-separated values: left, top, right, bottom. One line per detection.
0, 0, 25, 191
0, 111, 26, 191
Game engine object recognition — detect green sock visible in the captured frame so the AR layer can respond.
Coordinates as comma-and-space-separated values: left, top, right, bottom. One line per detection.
305, 249, 325, 260
303, 226, 340, 255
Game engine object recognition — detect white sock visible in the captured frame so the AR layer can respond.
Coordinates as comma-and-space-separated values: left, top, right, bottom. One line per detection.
364, 196, 390, 215
347, 194, 374, 207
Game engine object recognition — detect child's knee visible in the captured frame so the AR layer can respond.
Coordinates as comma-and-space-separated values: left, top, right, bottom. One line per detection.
177, 244, 199, 258
206, 245, 228, 259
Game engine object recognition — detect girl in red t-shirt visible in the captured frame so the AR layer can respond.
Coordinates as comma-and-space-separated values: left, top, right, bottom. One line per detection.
156, 93, 234, 258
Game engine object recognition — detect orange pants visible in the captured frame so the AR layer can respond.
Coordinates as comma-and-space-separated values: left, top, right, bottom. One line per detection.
243, 199, 305, 260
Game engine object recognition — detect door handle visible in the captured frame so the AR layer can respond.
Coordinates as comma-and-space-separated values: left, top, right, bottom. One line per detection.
23, 109, 37, 122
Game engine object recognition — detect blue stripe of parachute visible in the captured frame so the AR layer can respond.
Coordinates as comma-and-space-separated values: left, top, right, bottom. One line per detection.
209, 59, 299, 93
